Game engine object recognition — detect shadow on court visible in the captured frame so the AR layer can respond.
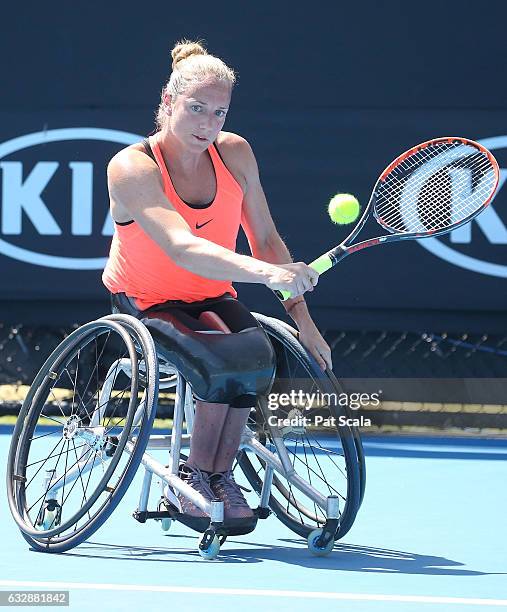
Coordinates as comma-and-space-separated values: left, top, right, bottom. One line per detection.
32, 537, 503, 577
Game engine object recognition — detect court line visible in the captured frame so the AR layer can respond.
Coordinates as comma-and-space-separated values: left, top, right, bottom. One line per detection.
1, 580, 507, 607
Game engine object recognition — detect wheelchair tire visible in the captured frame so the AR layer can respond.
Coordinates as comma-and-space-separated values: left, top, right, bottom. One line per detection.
6, 315, 158, 553
264, 317, 366, 508
238, 314, 362, 540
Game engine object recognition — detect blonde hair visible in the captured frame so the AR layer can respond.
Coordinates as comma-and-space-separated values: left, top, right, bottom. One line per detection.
156, 39, 236, 129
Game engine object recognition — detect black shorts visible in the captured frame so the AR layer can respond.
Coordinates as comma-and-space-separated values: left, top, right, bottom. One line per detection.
141, 293, 258, 333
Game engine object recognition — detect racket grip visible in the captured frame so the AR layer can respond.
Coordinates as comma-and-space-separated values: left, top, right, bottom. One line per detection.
274, 254, 334, 301
310, 254, 334, 274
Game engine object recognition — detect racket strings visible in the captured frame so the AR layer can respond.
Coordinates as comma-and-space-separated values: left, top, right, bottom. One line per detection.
378, 168, 493, 233
407, 158, 493, 229
374, 142, 495, 234
378, 159, 492, 230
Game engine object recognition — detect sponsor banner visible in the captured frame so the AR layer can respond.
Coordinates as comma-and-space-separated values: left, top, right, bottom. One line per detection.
0, 123, 139, 303
416, 136, 507, 279
0, 111, 505, 325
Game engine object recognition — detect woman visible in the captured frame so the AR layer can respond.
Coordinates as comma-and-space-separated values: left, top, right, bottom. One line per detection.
103, 40, 332, 526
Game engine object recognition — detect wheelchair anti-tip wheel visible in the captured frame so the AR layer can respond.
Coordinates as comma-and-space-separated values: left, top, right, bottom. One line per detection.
307, 528, 335, 556
198, 533, 221, 560
239, 314, 364, 541
6, 315, 158, 553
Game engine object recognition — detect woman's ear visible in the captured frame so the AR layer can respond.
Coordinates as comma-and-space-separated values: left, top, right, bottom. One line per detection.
163, 92, 172, 116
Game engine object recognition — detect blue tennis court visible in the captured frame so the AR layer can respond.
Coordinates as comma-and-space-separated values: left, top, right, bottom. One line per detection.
2, 429, 506, 612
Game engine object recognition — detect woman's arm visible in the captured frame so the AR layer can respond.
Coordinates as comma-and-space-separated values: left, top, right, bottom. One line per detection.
233, 135, 333, 371
234, 137, 314, 324
107, 148, 318, 297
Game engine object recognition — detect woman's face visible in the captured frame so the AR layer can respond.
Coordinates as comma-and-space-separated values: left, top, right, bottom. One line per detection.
167, 78, 231, 150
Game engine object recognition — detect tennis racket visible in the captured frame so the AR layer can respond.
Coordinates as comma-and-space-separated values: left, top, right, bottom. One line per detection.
276, 136, 499, 300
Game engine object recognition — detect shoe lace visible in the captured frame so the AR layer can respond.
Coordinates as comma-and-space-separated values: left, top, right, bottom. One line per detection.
182, 466, 215, 499
210, 470, 250, 506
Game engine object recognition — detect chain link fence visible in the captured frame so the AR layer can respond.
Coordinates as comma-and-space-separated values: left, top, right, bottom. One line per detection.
1, 322, 506, 434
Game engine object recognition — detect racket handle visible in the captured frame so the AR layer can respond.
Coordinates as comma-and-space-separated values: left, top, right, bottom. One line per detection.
274, 254, 334, 301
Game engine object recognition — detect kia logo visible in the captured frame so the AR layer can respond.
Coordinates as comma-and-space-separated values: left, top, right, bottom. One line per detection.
0, 127, 141, 269
416, 136, 507, 278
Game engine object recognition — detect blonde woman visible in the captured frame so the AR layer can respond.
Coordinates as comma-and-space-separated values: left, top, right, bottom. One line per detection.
103, 40, 332, 530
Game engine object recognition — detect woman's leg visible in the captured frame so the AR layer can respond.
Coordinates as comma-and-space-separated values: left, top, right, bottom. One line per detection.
144, 295, 271, 519
211, 406, 251, 472
192, 309, 252, 473
186, 400, 229, 472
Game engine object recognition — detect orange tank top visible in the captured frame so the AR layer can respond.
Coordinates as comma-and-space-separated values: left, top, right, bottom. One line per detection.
102, 136, 244, 309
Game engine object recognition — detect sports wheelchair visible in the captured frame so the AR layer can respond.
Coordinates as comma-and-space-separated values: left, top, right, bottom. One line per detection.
7, 311, 365, 560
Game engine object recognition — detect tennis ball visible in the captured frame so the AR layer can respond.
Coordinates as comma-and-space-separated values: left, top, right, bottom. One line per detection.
328, 193, 360, 225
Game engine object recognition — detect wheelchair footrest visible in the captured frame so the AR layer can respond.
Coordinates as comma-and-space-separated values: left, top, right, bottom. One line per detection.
135, 499, 260, 536
132, 510, 172, 523
174, 511, 259, 536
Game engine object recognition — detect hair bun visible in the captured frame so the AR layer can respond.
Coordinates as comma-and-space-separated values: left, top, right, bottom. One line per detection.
171, 39, 207, 70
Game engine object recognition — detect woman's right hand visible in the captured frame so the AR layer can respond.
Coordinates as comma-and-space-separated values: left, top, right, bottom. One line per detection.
265, 262, 319, 297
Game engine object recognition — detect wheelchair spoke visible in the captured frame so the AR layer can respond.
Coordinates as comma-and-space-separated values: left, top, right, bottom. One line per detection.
46, 385, 68, 421
70, 439, 92, 508
300, 435, 320, 521
60, 438, 70, 517
26, 441, 89, 512
25, 437, 65, 487
104, 386, 131, 431
62, 365, 88, 420
76, 331, 112, 416
281, 437, 343, 510
62, 442, 95, 507
34, 414, 65, 427
304, 434, 335, 497
27, 436, 68, 519
86, 340, 126, 422
286, 443, 344, 500
305, 431, 348, 476
77, 450, 99, 526
72, 347, 81, 417
60, 448, 96, 508
26, 442, 87, 470
30, 426, 64, 442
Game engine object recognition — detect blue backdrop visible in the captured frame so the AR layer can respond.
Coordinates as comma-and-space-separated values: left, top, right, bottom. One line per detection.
0, 0, 506, 330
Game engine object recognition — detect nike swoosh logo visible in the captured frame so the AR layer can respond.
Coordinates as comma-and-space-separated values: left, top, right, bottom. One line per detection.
195, 219, 213, 230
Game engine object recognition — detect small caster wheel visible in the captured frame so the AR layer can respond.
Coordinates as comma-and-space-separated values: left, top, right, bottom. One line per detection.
36, 501, 61, 531
157, 499, 172, 532
161, 518, 172, 532
198, 535, 220, 560
38, 509, 58, 530
307, 528, 334, 557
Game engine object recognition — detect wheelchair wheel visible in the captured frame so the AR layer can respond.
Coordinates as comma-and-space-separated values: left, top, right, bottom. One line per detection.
6, 315, 158, 553
269, 318, 366, 508
238, 314, 363, 540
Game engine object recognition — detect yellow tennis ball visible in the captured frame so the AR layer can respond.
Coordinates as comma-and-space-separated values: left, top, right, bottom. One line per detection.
328, 193, 360, 225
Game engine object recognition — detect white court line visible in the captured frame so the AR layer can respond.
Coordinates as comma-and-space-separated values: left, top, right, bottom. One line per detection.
1, 581, 507, 607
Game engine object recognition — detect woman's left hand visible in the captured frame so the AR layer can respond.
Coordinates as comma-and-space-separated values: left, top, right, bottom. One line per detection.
297, 319, 333, 372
